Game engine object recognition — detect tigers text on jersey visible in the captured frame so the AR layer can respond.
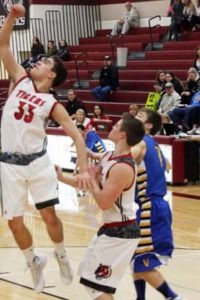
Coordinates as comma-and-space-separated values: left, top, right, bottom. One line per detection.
100, 151, 137, 224
1, 76, 58, 154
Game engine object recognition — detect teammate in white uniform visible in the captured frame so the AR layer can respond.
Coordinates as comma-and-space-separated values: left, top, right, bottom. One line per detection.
56, 113, 145, 299
0, 4, 91, 293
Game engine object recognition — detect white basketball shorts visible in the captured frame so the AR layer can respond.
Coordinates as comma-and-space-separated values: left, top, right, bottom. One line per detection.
1, 153, 59, 219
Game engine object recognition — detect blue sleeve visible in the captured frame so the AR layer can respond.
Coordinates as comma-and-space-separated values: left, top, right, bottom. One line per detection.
85, 131, 96, 149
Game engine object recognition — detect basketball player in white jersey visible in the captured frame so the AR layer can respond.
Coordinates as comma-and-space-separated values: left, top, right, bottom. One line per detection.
56, 113, 145, 299
0, 4, 91, 293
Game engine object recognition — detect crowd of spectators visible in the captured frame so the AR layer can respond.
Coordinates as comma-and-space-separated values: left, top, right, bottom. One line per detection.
20, 1, 200, 137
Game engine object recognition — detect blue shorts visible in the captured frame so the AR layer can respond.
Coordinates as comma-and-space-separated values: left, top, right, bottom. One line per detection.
132, 252, 170, 272
132, 197, 174, 272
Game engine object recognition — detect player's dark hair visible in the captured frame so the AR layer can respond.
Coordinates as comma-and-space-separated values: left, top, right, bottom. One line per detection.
51, 55, 67, 87
121, 113, 145, 146
140, 108, 162, 135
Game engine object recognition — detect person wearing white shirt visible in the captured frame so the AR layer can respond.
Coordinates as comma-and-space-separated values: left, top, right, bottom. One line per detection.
110, 1, 139, 36
158, 82, 181, 115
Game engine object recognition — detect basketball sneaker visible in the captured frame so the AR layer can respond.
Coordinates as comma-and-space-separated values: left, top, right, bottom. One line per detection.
54, 252, 73, 285
28, 255, 47, 293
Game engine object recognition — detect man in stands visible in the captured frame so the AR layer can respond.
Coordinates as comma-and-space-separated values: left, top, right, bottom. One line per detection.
0, 3, 91, 293
158, 82, 181, 115
110, 1, 139, 36
91, 55, 119, 102
65, 88, 86, 120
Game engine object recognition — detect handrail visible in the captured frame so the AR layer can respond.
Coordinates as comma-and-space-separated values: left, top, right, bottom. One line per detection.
148, 15, 161, 51
74, 51, 89, 88
0, 90, 8, 97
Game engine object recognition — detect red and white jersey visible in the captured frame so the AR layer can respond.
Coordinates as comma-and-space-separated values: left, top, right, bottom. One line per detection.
100, 151, 137, 224
1, 76, 58, 154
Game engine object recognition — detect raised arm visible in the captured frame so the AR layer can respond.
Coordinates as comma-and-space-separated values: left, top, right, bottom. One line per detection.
131, 140, 146, 165
0, 4, 26, 82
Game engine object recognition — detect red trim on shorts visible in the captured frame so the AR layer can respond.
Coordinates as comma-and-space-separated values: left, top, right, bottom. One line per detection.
103, 219, 136, 228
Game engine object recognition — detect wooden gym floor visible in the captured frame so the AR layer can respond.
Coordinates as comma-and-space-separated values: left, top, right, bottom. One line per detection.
0, 182, 199, 300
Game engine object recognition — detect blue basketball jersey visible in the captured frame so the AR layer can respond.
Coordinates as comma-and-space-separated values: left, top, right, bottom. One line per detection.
85, 131, 106, 153
142, 135, 167, 199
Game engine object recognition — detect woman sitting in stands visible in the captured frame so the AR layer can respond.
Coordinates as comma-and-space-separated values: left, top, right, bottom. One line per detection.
89, 104, 112, 131
181, 0, 196, 31
74, 108, 92, 130
21, 36, 45, 69
193, 45, 200, 74
190, 0, 200, 30
165, 71, 184, 95
180, 67, 200, 104
154, 70, 166, 94
31, 36, 45, 58
58, 40, 70, 61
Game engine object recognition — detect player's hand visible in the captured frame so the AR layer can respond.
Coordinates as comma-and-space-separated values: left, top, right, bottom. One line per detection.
88, 163, 102, 185
86, 148, 96, 159
76, 170, 92, 190
11, 4, 25, 18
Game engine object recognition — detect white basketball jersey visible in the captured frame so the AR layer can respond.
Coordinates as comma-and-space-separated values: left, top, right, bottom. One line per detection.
1, 76, 58, 154
100, 151, 137, 224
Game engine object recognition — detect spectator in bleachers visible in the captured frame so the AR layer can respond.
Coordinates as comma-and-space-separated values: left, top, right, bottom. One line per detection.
31, 36, 45, 58
110, 1, 139, 36
73, 109, 91, 130
21, 36, 45, 69
165, 71, 184, 95
91, 55, 119, 102
129, 104, 139, 116
180, 67, 200, 104
58, 40, 70, 61
193, 45, 200, 74
145, 71, 166, 112
167, 90, 200, 134
190, 0, 200, 30
89, 104, 112, 131
65, 89, 86, 120
158, 82, 181, 115
46, 40, 58, 57
168, 0, 184, 41
181, 0, 196, 31
154, 70, 166, 93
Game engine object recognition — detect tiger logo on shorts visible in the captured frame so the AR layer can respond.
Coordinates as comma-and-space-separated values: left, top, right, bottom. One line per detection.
95, 263, 112, 280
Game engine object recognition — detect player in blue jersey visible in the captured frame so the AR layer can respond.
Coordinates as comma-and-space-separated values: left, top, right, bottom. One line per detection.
77, 124, 107, 153
131, 108, 185, 300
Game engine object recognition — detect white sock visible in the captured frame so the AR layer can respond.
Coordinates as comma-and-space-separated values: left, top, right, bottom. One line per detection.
22, 246, 36, 265
54, 241, 66, 258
